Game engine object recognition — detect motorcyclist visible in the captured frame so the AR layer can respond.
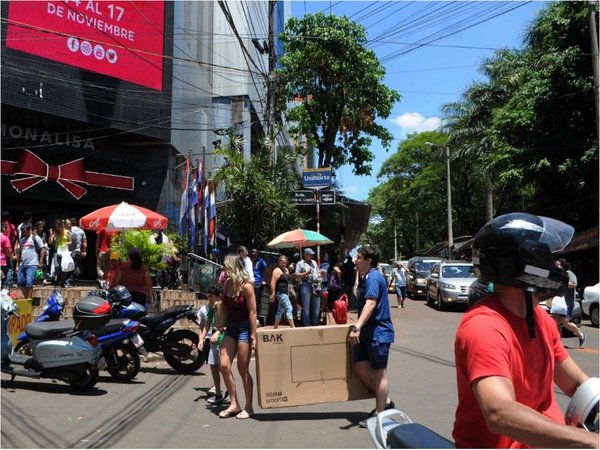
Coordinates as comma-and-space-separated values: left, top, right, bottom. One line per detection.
453, 213, 598, 448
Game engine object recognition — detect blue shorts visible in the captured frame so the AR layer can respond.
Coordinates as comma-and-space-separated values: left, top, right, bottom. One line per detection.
396, 285, 407, 298
224, 321, 250, 344
354, 341, 391, 370
17, 265, 36, 288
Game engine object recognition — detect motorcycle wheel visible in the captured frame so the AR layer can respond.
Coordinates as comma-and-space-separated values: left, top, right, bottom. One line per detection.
163, 329, 204, 374
105, 343, 140, 381
70, 365, 99, 390
13, 340, 33, 356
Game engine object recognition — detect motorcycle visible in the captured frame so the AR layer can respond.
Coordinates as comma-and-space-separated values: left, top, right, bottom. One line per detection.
367, 378, 599, 448
13, 289, 143, 382
92, 285, 205, 374
1, 291, 108, 390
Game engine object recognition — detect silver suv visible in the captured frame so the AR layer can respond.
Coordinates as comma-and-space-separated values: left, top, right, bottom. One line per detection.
426, 261, 477, 310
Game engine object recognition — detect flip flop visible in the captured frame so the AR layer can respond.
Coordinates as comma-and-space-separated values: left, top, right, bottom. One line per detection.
218, 408, 241, 418
235, 410, 253, 420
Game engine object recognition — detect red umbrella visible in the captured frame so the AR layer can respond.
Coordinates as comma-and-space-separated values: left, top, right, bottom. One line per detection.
80, 202, 167, 231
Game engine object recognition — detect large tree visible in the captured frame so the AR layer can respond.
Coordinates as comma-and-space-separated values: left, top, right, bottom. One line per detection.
277, 13, 401, 175
213, 135, 304, 248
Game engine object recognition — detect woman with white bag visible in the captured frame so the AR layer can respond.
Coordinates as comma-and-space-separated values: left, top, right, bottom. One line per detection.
48, 219, 73, 288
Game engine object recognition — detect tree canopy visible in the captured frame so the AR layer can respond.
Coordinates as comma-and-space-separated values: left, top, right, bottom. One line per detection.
277, 13, 401, 176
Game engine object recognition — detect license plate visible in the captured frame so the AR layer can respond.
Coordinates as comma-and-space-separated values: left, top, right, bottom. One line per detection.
131, 333, 144, 348
97, 356, 107, 371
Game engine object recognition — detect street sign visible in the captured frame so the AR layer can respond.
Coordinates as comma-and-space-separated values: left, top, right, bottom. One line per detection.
302, 167, 332, 189
320, 190, 336, 204
291, 190, 316, 204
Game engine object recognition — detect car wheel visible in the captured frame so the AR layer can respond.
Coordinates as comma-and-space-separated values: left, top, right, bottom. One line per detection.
425, 289, 432, 306
436, 293, 445, 311
591, 304, 599, 327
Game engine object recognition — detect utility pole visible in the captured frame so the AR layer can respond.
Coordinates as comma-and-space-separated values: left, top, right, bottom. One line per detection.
268, 0, 277, 163
589, 1, 599, 140
445, 145, 454, 259
394, 219, 398, 262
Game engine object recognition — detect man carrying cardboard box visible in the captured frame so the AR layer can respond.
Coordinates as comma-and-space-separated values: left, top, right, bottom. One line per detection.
348, 245, 395, 428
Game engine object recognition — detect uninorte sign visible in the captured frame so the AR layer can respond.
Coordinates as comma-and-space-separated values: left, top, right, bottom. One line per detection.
302, 168, 332, 188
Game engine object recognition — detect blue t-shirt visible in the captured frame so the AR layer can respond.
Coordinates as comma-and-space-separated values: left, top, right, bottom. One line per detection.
253, 257, 268, 287
358, 268, 394, 344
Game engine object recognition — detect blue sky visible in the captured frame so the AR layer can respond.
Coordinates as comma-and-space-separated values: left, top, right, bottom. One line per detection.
290, 1, 550, 201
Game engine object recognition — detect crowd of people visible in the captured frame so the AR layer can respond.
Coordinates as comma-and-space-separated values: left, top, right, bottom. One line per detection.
1, 211, 88, 298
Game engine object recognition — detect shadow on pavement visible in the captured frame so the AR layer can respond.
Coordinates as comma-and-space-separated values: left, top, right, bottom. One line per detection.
1, 378, 108, 396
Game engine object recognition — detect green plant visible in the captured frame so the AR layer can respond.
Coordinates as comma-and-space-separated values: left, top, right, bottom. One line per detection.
109, 230, 167, 273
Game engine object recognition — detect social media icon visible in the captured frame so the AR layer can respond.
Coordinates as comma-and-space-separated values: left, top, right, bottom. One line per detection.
67, 37, 79, 52
106, 48, 118, 64
93, 44, 105, 60
80, 41, 92, 56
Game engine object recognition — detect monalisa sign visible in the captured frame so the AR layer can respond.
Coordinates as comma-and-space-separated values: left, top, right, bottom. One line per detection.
5, 1, 165, 90
2, 123, 96, 151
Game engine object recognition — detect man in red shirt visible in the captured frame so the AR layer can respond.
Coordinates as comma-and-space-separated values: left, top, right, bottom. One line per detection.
95, 229, 117, 281
453, 213, 597, 448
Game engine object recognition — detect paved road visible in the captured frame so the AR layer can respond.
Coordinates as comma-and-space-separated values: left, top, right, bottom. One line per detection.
2, 296, 598, 448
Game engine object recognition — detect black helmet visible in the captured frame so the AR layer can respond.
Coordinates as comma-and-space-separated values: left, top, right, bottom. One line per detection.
472, 212, 573, 297
108, 285, 132, 305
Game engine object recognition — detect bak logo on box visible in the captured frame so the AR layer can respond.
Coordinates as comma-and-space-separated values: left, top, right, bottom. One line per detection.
262, 333, 283, 343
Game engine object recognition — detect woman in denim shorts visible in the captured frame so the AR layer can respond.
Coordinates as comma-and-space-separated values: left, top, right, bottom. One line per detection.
269, 255, 295, 329
218, 254, 257, 420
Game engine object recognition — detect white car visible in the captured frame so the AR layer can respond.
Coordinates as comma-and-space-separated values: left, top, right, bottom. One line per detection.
581, 283, 599, 327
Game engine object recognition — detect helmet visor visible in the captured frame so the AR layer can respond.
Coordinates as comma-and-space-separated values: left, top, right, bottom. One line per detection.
538, 216, 574, 252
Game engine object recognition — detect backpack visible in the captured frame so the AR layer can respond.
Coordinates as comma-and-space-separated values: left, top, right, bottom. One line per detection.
332, 293, 348, 324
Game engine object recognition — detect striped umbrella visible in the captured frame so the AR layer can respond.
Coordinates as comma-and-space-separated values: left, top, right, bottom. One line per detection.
79, 202, 168, 231
267, 228, 333, 249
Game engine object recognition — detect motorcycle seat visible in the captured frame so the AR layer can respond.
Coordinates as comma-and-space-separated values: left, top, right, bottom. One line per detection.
140, 305, 193, 327
25, 321, 75, 339
388, 423, 454, 449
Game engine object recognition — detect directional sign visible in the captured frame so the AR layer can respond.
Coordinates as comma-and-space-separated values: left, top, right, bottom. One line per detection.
320, 190, 336, 204
291, 190, 316, 204
302, 167, 332, 189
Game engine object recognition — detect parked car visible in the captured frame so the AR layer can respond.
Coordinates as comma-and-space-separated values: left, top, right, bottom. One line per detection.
581, 283, 599, 327
406, 257, 443, 298
426, 261, 477, 310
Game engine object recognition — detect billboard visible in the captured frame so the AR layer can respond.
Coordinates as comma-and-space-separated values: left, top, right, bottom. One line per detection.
5, 0, 165, 90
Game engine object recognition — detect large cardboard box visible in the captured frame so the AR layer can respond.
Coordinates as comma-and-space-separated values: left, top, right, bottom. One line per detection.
256, 325, 373, 409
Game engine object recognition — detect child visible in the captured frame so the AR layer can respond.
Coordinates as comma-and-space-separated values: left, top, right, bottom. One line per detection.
197, 284, 228, 404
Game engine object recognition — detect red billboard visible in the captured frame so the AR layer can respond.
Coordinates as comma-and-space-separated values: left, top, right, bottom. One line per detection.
6, 1, 165, 90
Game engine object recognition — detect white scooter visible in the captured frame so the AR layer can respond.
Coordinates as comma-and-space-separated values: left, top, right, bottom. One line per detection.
1, 290, 109, 390
367, 378, 600, 448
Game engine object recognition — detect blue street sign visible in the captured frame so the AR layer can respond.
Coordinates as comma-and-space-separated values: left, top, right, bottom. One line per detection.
302, 167, 332, 189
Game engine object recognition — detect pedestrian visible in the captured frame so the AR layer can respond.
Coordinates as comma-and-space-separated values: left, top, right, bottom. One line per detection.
295, 248, 322, 326
237, 245, 254, 284
48, 219, 72, 288
348, 245, 395, 428
33, 220, 48, 285
197, 283, 228, 405
16, 211, 33, 240
114, 247, 154, 306
1, 223, 13, 289
16, 223, 46, 299
390, 261, 408, 308
2, 211, 18, 288
66, 217, 87, 284
250, 248, 268, 324
326, 262, 343, 312
217, 254, 257, 420
453, 212, 596, 448
96, 228, 117, 281
558, 258, 585, 347
269, 255, 295, 329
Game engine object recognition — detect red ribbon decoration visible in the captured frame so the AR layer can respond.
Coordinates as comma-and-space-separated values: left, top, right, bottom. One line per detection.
1, 149, 134, 200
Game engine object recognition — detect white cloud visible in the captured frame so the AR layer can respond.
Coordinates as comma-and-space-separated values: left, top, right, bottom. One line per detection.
391, 112, 442, 134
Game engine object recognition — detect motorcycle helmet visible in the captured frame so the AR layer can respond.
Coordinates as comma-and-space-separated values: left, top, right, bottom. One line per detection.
108, 285, 132, 305
472, 212, 574, 338
43, 290, 65, 316
472, 212, 573, 297
565, 377, 600, 432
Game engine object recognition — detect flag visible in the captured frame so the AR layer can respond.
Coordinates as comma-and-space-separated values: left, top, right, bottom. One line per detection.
190, 163, 202, 249
208, 184, 217, 247
178, 157, 190, 236
203, 182, 210, 254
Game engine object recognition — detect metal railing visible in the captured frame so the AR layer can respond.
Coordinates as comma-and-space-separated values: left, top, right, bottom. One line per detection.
187, 253, 222, 297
